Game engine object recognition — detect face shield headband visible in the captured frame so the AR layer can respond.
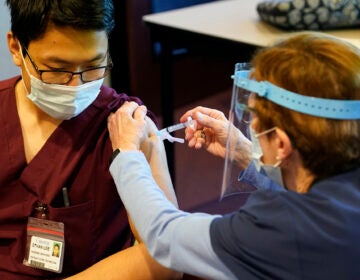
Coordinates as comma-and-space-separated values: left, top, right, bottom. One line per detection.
220, 63, 360, 199
234, 73, 360, 120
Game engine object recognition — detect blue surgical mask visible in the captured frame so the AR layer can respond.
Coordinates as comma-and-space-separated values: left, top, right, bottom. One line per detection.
250, 127, 285, 188
20, 46, 103, 120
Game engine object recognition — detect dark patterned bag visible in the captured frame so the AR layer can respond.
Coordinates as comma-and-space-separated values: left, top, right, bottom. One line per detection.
257, 0, 360, 30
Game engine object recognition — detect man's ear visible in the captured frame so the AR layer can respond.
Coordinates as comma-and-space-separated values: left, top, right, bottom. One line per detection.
274, 127, 293, 160
7, 31, 22, 67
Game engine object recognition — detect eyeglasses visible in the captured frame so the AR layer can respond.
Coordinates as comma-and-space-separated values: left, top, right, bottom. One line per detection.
22, 45, 113, 85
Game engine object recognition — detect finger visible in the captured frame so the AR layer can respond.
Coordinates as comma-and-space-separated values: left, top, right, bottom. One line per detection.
187, 129, 205, 149
194, 134, 206, 149
117, 101, 137, 117
107, 113, 116, 132
187, 136, 197, 148
139, 105, 147, 114
125, 101, 140, 116
194, 140, 203, 149
133, 105, 147, 121
184, 126, 197, 140
107, 112, 114, 123
194, 111, 215, 128
179, 106, 211, 123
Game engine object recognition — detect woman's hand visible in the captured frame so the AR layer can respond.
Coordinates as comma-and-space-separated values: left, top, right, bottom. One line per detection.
107, 101, 147, 151
180, 106, 252, 168
180, 106, 231, 159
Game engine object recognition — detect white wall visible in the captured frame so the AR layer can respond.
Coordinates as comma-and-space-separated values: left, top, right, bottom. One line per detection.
0, 0, 20, 80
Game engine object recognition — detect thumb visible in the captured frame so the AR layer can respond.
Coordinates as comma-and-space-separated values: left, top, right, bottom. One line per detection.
195, 111, 216, 128
134, 105, 147, 121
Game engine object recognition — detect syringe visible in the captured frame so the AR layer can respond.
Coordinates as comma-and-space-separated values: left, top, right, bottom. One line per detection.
162, 116, 195, 133
157, 117, 195, 143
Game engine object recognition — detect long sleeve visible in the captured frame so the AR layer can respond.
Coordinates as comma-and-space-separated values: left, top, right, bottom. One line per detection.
110, 151, 236, 280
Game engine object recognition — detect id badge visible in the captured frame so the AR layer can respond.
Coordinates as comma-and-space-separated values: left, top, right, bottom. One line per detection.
23, 217, 65, 273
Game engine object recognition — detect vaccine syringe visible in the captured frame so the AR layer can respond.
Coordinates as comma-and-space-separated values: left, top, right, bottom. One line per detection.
157, 117, 195, 143
163, 117, 195, 133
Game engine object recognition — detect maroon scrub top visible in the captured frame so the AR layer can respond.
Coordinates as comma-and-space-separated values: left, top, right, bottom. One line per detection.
0, 76, 157, 279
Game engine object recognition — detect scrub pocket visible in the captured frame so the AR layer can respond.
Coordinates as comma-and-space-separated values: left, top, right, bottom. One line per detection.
47, 200, 95, 274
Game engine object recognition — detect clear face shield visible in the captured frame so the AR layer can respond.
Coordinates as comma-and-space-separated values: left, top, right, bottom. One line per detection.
220, 62, 360, 199
220, 63, 254, 199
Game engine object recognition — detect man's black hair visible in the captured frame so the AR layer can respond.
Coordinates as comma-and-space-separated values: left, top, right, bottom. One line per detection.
6, 0, 115, 47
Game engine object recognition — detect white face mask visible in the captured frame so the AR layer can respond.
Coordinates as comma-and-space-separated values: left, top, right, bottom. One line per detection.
250, 127, 285, 188
20, 46, 103, 120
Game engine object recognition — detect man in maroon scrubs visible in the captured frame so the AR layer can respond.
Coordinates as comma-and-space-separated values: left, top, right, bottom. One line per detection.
0, 0, 178, 279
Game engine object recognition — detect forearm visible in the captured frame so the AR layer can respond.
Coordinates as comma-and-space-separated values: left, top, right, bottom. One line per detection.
140, 118, 178, 207
65, 243, 181, 280
110, 151, 232, 279
130, 117, 178, 240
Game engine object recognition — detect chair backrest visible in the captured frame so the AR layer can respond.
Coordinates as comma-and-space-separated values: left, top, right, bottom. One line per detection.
152, 0, 217, 13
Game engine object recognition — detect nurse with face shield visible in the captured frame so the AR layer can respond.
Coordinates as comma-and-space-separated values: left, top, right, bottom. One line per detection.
107, 32, 360, 280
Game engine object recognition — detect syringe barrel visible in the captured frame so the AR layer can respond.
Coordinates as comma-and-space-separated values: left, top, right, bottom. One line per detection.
166, 122, 187, 133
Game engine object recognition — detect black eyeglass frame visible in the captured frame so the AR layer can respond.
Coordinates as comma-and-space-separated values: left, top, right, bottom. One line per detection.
21, 44, 113, 85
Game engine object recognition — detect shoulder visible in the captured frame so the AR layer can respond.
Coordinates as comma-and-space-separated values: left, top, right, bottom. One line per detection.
0, 76, 21, 93
211, 190, 290, 233
209, 189, 302, 252
92, 85, 130, 109
94, 84, 159, 127
208, 191, 299, 276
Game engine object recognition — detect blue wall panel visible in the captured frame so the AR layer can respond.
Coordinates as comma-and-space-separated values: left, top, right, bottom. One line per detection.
152, 0, 217, 13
